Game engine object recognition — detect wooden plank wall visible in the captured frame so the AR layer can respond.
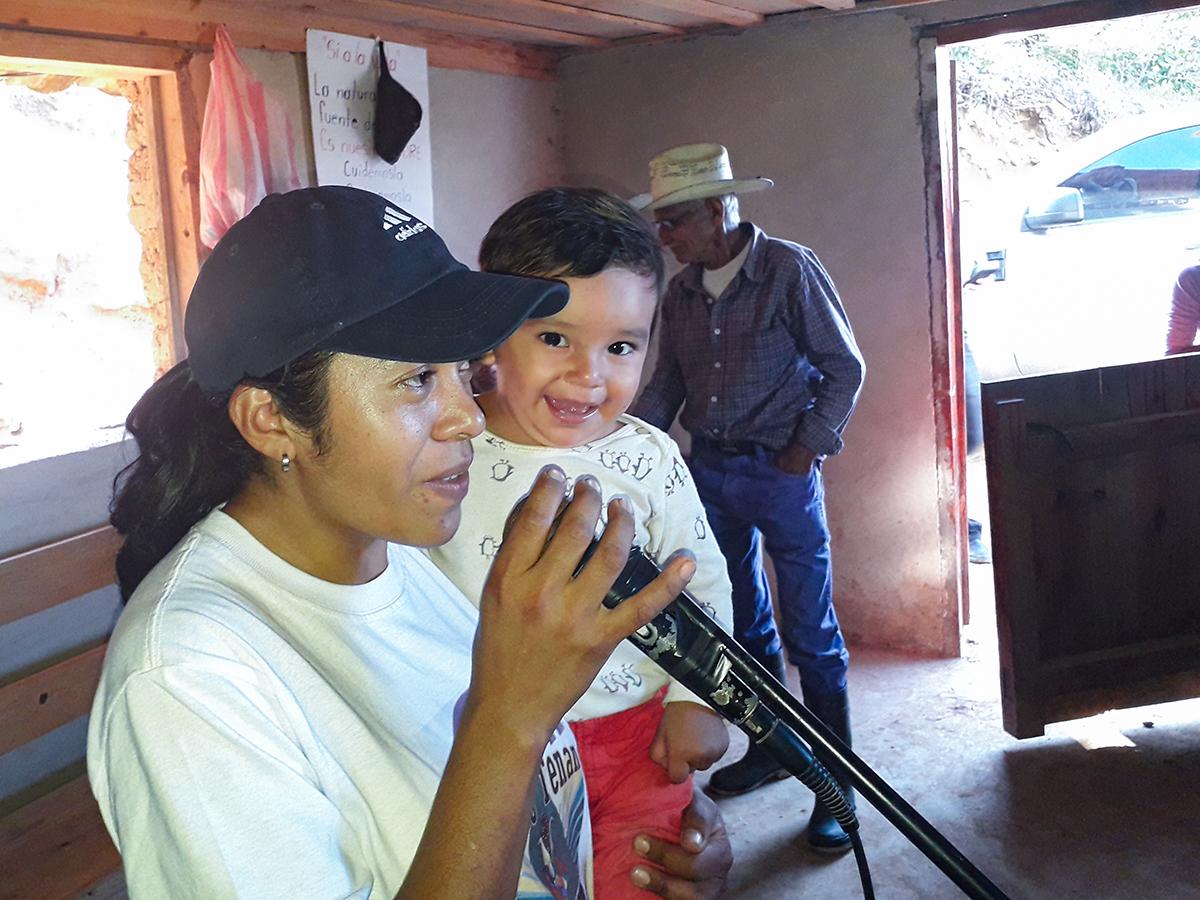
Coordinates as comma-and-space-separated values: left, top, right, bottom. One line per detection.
0, 527, 122, 629
0, 778, 122, 900
0, 526, 123, 898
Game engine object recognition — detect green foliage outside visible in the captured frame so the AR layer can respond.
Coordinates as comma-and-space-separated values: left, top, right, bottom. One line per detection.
950, 10, 1200, 190
952, 10, 1200, 146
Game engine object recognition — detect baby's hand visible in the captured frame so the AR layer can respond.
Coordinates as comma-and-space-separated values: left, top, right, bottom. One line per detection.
650, 701, 730, 784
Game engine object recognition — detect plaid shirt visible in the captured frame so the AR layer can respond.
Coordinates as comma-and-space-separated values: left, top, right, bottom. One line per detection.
633, 223, 864, 456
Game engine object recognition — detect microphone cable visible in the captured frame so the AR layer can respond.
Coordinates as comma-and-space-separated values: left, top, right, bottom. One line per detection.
757, 717, 874, 898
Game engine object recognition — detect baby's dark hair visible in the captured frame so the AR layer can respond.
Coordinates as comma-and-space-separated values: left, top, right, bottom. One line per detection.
479, 187, 664, 293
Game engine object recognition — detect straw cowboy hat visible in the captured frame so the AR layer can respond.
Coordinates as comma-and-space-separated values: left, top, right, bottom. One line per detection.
631, 143, 773, 212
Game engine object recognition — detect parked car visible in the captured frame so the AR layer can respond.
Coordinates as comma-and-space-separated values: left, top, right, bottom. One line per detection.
962, 109, 1200, 382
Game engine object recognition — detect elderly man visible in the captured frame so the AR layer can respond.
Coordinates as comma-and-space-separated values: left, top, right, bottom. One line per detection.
631, 143, 865, 854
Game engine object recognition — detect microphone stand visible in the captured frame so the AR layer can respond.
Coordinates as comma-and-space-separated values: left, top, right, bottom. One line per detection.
503, 496, 1012, 899
610, 552, 1012, 900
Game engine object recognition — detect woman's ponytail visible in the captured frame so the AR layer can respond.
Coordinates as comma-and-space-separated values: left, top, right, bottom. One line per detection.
110, 362, 258, 600
111, 353, 335, 601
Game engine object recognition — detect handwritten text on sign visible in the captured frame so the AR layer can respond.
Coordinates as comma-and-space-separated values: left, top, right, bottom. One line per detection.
305, 29, 434, 223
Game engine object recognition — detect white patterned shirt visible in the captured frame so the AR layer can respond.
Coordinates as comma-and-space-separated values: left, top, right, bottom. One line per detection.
429, 415, 734, 721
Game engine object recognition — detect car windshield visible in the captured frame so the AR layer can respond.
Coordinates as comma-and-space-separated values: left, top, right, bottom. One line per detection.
1079, 124, 1200, 172
1058, 123, 1200, 219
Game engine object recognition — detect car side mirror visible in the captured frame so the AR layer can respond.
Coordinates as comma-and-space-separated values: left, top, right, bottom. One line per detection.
1022, 186, 1084, 231
965, 249, 1007, 285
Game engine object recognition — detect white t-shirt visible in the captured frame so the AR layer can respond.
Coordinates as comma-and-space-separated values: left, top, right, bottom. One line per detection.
701, 238, 751, 300
429, 415, 734, 721
87, 509, 593, 900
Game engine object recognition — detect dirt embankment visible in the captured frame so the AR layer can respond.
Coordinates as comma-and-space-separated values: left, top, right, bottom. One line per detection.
952, 13, 1200, 196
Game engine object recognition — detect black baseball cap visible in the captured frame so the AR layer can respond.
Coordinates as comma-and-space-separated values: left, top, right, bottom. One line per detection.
185, 186, 568, 394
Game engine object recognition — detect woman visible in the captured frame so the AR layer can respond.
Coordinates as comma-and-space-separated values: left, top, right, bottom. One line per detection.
1166, 263, 1200, 355
88, 186, 730, 899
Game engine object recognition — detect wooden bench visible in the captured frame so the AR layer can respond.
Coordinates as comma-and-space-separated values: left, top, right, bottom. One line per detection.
0, 526, 124, 900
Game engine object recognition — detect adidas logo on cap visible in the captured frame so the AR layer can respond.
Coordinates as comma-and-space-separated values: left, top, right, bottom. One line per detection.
382, 206, 428, 242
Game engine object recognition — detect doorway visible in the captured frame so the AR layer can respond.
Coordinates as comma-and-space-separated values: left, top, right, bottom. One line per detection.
933, 2, 1200, 633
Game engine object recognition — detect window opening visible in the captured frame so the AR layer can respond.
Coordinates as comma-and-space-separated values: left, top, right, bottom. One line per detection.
0, 71, 172, 468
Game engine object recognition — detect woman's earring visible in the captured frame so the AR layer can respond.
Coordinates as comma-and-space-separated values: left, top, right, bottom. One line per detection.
281, 453, 291, 473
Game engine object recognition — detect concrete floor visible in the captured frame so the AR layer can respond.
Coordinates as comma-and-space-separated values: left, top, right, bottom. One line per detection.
709, 565, 1200, 899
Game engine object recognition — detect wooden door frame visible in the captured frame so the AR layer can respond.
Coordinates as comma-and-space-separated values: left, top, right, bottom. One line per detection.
916, 0, 1200, 653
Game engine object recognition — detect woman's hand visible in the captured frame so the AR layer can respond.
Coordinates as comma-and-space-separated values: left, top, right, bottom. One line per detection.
631, 790, 732, 898
468, 466, 697, 746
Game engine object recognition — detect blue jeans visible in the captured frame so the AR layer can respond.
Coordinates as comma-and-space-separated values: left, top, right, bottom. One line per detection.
964, 338, 983, 459
689, 443, 849, 698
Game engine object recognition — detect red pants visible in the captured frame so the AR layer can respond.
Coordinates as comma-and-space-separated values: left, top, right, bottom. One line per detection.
571, 693, 694, 900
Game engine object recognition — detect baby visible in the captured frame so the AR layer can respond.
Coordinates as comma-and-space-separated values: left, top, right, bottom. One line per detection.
429, 187, 734, 898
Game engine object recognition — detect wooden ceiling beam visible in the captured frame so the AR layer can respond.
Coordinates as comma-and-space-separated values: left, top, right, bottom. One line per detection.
629, 1, 762, 28
247, 0, 610, 46
506, 0, 687, 35
400, 1, 688, 37
0, 0, 562, 80
927, 0, 1200, 44
0, 31, 187, 76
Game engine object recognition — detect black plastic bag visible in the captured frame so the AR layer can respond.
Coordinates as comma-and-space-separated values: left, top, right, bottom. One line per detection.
374, 41, 423, 165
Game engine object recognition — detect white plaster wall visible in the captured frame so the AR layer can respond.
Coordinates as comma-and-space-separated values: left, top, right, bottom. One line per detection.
428, 67, 564, 265
560, 11, 958, 655
0, 59, 563, 802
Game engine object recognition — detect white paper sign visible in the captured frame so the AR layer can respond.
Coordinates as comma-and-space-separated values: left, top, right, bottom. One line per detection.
305, 29, 434, 223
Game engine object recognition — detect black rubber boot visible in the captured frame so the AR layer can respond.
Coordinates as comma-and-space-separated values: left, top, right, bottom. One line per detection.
803, 687, 856, 854
705, 650, 791, 797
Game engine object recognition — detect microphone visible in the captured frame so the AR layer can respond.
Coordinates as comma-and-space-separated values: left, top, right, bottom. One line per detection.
503, 494, 856, 833
591, 543, 856, 829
